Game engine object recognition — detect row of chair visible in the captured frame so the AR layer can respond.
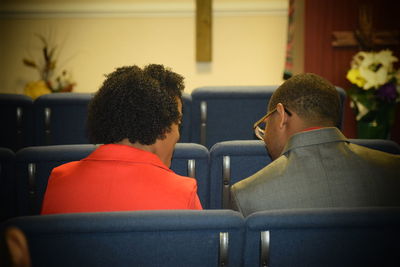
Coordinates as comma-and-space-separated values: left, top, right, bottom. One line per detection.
0, 86, 346, 150
1, 139, 399, 220
4, 207, 400, 267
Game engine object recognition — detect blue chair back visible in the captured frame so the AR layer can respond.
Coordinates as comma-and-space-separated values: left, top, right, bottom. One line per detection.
180, 93, 192, 142
0, 147, 15, 221
15, 144, 97, 216
4, 210, 245, 267
33, 93, 93, 145
191, 86, 346, 148
244, 207, 400, 267
171, 143, 210, 208
15, 144, 209, 216
209, 140, 272, 209
349, 138, 400, 154
0, 94, 34, 151
191, 86, 277, 148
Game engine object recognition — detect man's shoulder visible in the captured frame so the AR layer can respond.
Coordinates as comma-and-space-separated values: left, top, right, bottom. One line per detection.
349, 142, 400, 156
232, 156, 288, 194
348, 143, 400, 167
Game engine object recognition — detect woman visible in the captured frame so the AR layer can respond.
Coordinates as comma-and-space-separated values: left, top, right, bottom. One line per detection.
41, 64, 202, 214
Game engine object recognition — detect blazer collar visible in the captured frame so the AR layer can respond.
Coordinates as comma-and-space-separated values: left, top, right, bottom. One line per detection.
282, 127, 348, 155
84, 144, 171, 171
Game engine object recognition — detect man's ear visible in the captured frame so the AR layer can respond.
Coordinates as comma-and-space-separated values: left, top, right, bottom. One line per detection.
5, 227, 31, 267
276, 103, 289, 129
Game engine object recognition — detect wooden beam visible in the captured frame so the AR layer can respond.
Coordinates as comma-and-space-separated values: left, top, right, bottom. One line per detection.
196, 0, 212, 62
332, 30, 400, 47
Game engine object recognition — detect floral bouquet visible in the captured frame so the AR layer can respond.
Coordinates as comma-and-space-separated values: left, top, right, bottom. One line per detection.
346, 49, 399, 139
23, 34, 76, 99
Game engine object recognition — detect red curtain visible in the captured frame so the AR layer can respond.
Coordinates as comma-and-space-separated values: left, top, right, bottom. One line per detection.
304, 0, 400, 142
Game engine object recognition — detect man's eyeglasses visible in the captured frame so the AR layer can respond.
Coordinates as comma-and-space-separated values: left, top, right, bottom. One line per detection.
253, 107, 292, 140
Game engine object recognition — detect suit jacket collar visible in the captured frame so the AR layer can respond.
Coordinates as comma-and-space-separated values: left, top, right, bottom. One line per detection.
84, 144, 171, 172
282, 127, 348, 156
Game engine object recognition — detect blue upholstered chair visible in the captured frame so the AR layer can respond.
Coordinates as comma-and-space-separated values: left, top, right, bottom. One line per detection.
349, 138, 400, 154
244, 207, 400, 267
209, 140, 272, 209
15, 144, 97, 216
33, 93, 93, 145
191, 86, 347, 148
0, 94, 34, 151
4, 210, 245, 267
180, 93, 192, 143
191, 86, 277, 148
0, 147, 15, 221
15, 143, 209, 216
171, 143, 210, 208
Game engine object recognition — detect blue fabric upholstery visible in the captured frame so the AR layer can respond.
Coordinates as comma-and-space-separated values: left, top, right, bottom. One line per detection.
191, 86, 346, 148
244, 207, 400, 267
209, 140, 272, 209
33, 93, 93, 145
0, 147, 15, 221
172, 143, 210, 208
349, 138, 400, 154
0, 94, 34, 151
15, 143, 210, 215
191, 86, 277, 148
15, 144, 97, 216
180, 93, 192, 143
4, 210, 245, 267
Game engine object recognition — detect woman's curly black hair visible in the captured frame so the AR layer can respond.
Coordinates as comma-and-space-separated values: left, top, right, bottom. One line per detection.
87, 64, 184, 145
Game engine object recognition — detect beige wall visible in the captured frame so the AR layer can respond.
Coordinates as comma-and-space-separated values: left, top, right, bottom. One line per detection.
0, 0, 288, 94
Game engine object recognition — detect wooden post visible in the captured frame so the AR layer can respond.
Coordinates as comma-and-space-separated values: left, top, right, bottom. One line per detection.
196, 0, 212, 62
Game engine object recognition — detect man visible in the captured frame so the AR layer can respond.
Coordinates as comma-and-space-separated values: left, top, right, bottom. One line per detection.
231, 73, 400, 217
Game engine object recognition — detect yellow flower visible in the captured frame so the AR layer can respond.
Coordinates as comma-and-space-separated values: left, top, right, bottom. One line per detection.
24, 80, 51, 99
346, 68, 366, 88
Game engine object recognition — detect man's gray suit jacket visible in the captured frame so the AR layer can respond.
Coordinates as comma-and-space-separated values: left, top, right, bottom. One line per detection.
231, 127, 400, 217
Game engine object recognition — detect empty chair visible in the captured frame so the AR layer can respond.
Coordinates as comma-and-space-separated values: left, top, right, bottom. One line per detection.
209, 140, 272, 209
171, 143, 210, 208
0, 147, 15, 221
33, 93, 93, 145
349, 138, 400, 154
15, 143, 209, 216
191, 86, 277, 148
180, 93, 192, 142
4, 210, 245, 267
0, 93, 34, 151
191, 86, 346, 148
244, 207, 400, 267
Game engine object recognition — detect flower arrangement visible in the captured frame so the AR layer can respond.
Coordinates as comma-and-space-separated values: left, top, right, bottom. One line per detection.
23, 34, 76, 99
346, 49, 399, 138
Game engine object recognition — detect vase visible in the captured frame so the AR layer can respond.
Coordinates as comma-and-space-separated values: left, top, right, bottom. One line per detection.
356, 121, 390, 139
